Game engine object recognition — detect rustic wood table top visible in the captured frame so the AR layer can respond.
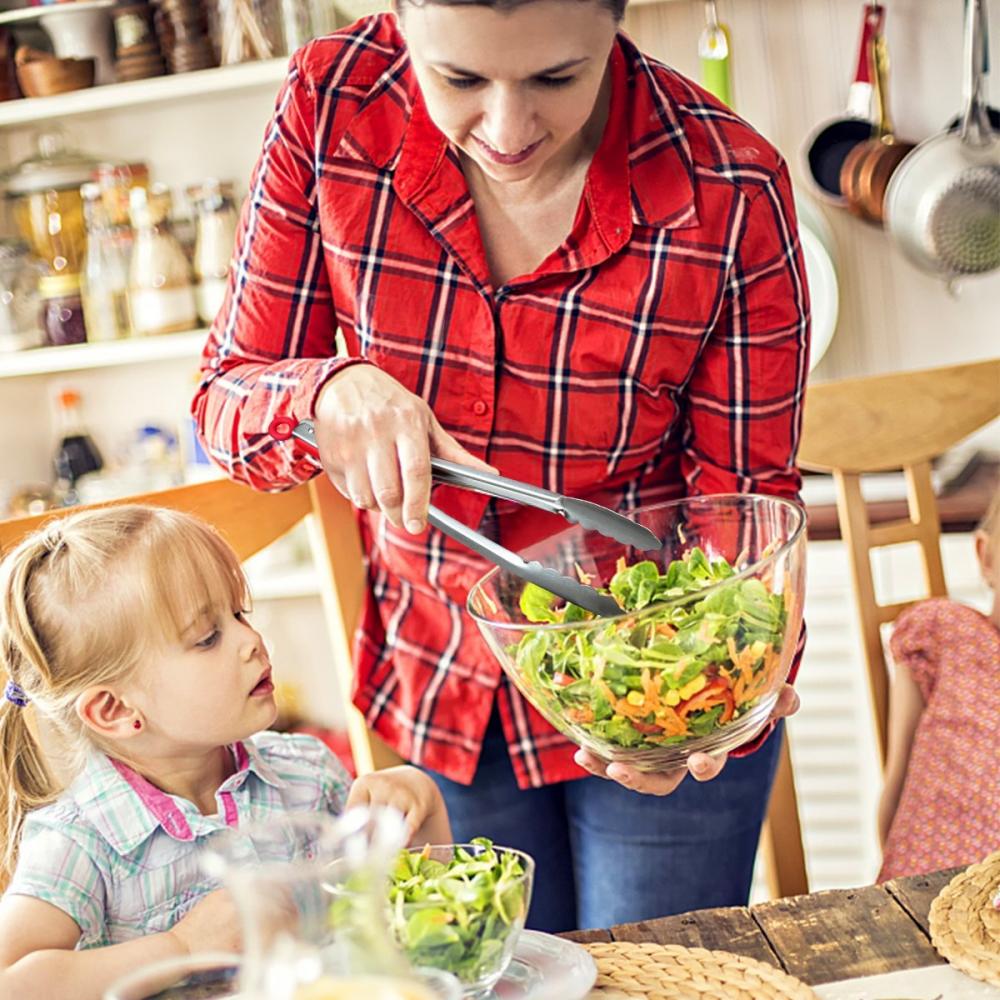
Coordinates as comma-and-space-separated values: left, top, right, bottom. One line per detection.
563, 867, 963, 987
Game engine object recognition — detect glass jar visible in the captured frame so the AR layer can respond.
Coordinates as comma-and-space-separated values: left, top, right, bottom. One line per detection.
39, 272, 87, 346
127, 184, 198, 336
200, 808, 462, 1000
2, 130, 98, 277
80, 181, 132, 342
188, 178, 237, 325
0, 239, 44, 352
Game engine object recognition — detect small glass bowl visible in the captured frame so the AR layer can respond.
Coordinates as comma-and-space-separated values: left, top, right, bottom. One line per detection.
468, 494, 807, 772
387, 844, 535, 999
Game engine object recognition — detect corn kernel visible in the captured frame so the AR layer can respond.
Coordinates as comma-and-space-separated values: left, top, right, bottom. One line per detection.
626, 690, 645, 707
663, 689, 681, 707
678, 674, 708, 701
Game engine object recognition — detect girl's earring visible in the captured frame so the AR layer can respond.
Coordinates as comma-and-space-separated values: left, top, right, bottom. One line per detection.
133, 720, 141, 730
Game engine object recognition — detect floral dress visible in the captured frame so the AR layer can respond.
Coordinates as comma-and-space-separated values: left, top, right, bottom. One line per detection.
879, 598, 1000, 881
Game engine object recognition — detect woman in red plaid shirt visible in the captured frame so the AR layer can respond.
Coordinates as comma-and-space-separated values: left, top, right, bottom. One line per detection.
194, 0, 809, 931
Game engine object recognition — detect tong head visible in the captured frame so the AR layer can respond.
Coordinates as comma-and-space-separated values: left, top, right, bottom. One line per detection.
558, 497, 662, 552
523, 561, 623, 619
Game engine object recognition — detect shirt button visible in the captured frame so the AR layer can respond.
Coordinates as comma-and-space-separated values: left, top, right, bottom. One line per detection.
472, 400, 489, 416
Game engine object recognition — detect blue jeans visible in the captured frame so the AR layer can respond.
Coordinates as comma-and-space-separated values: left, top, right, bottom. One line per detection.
427, 710, 783, 933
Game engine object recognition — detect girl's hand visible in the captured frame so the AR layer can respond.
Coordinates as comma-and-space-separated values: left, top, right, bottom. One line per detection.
347, 766, 453, 846
314, 365, 496, 534
165, 890, 243, 956
573, 684, 801, 796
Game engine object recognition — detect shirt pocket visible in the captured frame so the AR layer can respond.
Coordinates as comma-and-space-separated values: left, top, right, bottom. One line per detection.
107, 843, 215, 942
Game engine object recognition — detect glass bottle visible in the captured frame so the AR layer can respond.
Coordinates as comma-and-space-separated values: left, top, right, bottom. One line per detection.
80, 182, 132, 342
188, 179, 237, 325
53, 388, 103, 505
0, 239, 44, 352
127, 184, 198, 336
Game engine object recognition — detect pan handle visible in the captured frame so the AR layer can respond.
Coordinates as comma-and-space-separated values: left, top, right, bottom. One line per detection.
847, 4, 885, 118
960, 0, 995, 146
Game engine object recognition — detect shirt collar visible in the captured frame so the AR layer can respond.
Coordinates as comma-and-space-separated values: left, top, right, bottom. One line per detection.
334, 23, 700, 242
74, 742, 285, 855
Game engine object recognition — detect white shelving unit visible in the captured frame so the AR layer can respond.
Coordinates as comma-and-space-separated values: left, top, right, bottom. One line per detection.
0, 59, 289, 131
0, 330, 206, 379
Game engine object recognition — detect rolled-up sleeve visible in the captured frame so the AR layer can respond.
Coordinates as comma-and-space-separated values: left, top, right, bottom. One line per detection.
192, 51, 367, 492
683, 160, 811, 756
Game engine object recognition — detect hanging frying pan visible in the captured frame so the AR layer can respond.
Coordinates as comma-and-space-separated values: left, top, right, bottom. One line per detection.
884, 0, 1000, 282
803, 3, 884, 204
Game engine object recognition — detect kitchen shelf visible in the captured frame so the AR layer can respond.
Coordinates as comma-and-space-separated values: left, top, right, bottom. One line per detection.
0, 329, 206, 378
0, 57, 288, 130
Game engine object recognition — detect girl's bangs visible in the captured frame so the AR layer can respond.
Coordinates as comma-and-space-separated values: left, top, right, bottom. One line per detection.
138, 515, 250, 648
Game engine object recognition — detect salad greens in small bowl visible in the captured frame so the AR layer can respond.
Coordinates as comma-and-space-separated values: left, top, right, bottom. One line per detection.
386, 839, 533, 999
468, 494, 807, 771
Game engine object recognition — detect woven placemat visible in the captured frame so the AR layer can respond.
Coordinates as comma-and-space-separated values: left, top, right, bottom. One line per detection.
930, 849, 1000, 986
583, 941, 818, 1000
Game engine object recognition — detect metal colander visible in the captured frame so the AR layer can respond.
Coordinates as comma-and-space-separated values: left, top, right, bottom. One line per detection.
929, 165, 1000, 274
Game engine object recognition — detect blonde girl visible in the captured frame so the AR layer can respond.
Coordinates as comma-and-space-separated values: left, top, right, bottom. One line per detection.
0, 506, 450, 1000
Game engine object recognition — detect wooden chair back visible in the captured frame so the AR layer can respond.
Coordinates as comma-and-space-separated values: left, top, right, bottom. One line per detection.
759, 358, 999, 902
0, 475, 401, 776
797, 357, 1000, 763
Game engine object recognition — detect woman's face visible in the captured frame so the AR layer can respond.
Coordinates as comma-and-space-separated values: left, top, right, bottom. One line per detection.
398, 0, 619, 183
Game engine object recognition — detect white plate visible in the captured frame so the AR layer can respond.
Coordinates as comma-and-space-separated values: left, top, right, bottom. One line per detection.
490, 931, 597, 1000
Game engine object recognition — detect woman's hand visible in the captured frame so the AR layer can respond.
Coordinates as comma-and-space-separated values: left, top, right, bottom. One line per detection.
347, 765, 453, 847
314, 365, 496, 534
573, 684, 801, 796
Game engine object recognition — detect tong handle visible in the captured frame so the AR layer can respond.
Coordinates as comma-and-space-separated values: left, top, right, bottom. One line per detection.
426, 506, 622, 619
429, 458, 561, 512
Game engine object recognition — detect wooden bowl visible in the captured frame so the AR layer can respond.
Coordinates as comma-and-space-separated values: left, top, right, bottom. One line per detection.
15, 52, 96, 98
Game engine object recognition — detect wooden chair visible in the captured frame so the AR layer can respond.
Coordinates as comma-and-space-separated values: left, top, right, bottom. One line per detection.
759, 358, 999, 900
0, 475, 403, 775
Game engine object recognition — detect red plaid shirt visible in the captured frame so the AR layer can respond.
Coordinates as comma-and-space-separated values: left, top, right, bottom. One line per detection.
194, 15, 810, 789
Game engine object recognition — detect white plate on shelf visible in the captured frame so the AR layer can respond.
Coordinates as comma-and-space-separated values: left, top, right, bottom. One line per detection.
490, 931, 597, 1000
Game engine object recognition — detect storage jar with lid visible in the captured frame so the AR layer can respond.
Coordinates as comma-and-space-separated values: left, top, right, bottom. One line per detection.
2, 130, 98, 278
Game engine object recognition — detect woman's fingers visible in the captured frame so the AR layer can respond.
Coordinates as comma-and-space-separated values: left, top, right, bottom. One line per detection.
396, 433, 433, 534
574, 749, 688, 796
687, 752, 728, 783
770, 684, 800, 721
368, 445, 407, 529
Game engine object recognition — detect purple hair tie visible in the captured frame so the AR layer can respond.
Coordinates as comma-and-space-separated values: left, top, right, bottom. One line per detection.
4, 680, 29, 708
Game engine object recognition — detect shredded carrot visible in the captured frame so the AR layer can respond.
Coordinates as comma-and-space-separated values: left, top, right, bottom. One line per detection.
574, 561, 593, 585
616, 555, 627, 575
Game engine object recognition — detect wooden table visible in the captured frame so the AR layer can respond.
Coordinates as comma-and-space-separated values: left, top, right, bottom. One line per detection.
565, 868, 963, 987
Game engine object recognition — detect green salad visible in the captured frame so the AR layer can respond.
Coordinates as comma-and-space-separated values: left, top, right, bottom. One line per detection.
387, 839, 528, 984
513, 548, 790, 749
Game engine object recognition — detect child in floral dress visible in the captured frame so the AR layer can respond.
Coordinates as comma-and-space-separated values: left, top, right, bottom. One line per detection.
879, 487, 1000, 880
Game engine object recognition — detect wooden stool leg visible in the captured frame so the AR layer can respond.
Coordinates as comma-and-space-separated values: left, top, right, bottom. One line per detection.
761, 730, 809, 898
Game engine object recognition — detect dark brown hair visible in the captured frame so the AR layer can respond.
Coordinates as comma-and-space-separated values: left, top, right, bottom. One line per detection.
398, 0, 627, 21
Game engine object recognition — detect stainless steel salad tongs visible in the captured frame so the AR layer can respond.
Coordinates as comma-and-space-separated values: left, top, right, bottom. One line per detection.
269, 418, 660, 618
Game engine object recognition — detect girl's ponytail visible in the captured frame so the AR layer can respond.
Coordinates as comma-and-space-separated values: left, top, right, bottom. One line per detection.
0, 538, 61, 889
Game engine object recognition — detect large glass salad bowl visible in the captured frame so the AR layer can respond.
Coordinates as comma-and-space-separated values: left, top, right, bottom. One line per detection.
468, 494, 807, 771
